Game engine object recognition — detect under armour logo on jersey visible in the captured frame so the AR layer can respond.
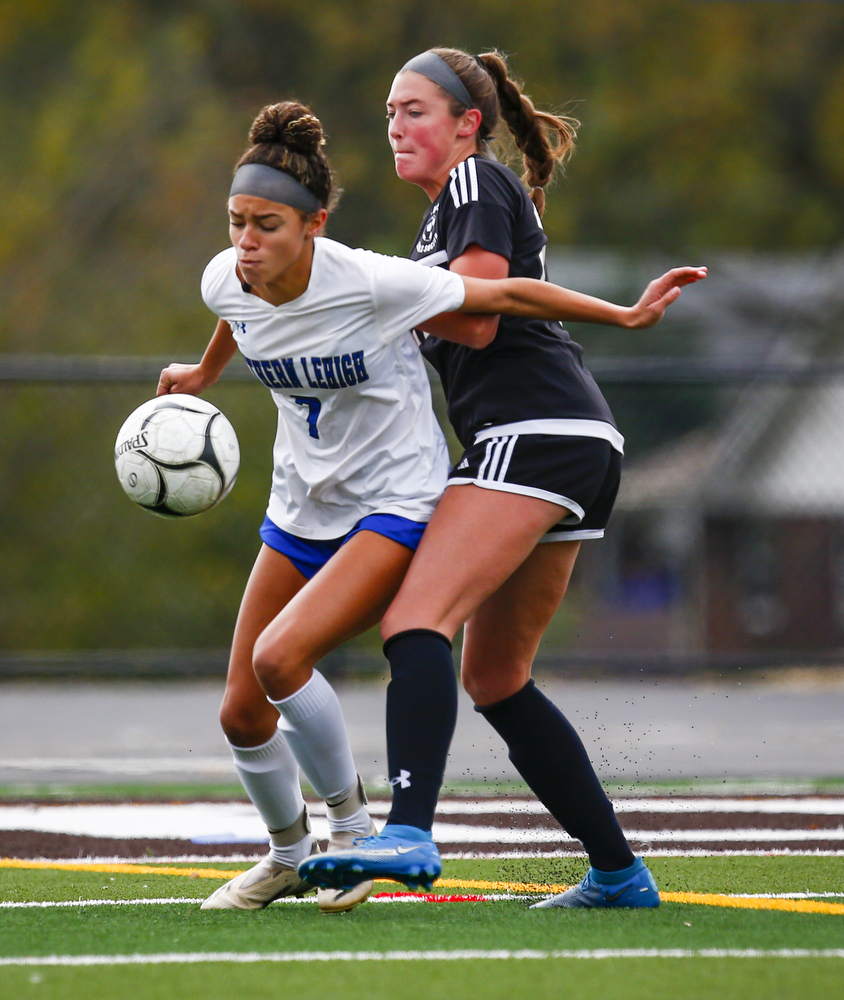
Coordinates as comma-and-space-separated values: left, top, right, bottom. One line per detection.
231, 321, 247, 336
389, 769, 412, 789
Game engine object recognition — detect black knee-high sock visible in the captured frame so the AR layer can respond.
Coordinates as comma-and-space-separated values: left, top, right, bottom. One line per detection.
383, 629, 457, 831
477, 679, 634, 871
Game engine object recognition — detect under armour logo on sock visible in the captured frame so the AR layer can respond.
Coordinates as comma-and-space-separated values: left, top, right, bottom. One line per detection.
389, 769, 412, 789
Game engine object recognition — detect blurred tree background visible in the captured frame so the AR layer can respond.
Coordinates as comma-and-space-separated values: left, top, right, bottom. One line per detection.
1, 0, 843, 653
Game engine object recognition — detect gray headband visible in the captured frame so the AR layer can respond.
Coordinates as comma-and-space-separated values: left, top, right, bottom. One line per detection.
401, 51, 473, 109
229, 163, 321, 214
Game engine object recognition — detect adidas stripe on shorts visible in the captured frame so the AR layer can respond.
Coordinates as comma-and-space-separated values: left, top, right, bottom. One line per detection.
448, 427, 622, 541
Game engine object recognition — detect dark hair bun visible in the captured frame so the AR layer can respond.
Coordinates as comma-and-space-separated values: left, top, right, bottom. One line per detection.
249, 102, 325, 154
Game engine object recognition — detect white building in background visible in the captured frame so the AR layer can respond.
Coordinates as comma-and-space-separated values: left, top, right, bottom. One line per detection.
543, 249, 844, 659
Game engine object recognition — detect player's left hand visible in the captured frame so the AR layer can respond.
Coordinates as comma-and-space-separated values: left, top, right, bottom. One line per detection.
626, 266, 707, 329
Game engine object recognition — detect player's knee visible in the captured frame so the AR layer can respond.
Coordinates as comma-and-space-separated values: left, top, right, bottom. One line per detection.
380, 603, 405, 642
381, 601, 443, 642
460, 667, 478, 701
252, 628, 306, 690
252, 641, 287, 688
462, 661, 530, 706
219, 696, 275, 746
461, 664, 491, 704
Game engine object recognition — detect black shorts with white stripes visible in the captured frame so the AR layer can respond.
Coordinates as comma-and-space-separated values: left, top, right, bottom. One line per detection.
448, 434, 621, 541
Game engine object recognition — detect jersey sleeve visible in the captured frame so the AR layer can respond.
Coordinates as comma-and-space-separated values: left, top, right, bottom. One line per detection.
200, 248, 237, 317
440, 159, 518, 263
369, 253, 466, 342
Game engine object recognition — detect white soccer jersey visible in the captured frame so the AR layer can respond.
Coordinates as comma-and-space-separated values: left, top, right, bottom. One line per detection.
201, 238, 466, 539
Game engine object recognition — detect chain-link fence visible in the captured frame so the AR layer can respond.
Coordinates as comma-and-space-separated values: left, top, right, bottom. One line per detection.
3, 250, 844, 676
4, 352, 844, 677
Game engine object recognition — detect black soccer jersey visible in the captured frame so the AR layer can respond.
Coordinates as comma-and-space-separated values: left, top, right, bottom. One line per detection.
409, 155, 617, 449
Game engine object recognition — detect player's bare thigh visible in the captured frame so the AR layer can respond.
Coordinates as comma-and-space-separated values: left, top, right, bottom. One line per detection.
253, 529, 415, 701
461, 539, 581, 707
381, 483, 570, 642
220, 543, 309, 747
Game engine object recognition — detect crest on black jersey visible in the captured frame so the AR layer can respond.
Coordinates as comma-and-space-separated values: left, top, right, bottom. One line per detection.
416, 203, 440, 254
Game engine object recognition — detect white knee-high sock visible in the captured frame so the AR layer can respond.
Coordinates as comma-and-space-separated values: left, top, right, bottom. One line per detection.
228, 728, 305, 833
269, 670, 357, 803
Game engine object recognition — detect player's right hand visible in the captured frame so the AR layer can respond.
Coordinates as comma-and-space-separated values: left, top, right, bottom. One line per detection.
156, 363, 208, 397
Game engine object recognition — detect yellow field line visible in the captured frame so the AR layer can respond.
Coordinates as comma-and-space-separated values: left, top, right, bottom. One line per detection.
436, 878, 564, 893
441, 878, 844, 914
2, 859, 843, 915
0, 863, 567, 891
660, 891, 844, 916
0, 859, 240, 880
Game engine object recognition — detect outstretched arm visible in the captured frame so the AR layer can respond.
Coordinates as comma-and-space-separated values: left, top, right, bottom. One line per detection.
157, 319, 239, 396
417, 245, 506, 348
459, 266, 707, 330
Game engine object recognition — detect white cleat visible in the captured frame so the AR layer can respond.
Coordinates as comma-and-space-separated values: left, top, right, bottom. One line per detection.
201, 807, 318, 910
317, 822, 378, 914
200, 841, 319, 910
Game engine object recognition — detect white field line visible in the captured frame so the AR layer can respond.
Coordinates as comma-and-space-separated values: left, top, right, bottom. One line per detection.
0, 895, 529, 910
3, 891, 843, 911
361, 799, 844, 817
613, 798, 844, 816
0, 898, 206, 909
0, 803, 273, 842
620, 829, 844, 843
437, 826, 844, 843
435, 826, 844, 844
441, 849, 844, 859
2, 801, 842, 844
23, 855, 267, 864
2, 949, 844, 966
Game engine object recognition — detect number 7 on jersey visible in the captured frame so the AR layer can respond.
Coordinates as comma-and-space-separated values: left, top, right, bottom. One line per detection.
294, 396, 322, 439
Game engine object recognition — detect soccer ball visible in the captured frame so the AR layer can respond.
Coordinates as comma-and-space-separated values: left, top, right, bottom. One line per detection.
114, 394, 240, 518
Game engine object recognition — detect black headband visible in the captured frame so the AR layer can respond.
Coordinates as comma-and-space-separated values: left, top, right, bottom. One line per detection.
401, 51, 474, 109
229, 163, 322, 215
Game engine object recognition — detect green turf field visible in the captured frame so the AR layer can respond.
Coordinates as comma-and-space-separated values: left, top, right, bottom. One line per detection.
1, 856, 842, 999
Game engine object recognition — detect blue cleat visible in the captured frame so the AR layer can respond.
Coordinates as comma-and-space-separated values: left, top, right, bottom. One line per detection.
298, 824, 442, 892
530, 857, 660, 909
